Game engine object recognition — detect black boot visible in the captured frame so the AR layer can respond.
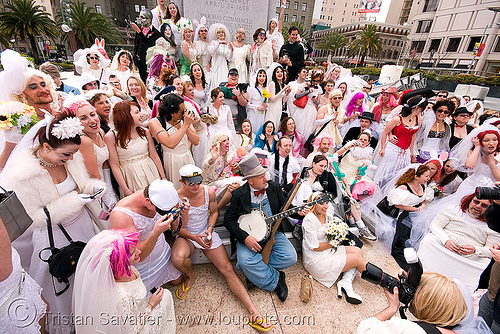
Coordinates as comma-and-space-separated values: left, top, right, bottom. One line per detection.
274, 271, 288, 302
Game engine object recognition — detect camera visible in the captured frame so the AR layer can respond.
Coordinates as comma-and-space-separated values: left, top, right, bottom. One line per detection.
475, 185, 500, 200
361, 248, 423, 318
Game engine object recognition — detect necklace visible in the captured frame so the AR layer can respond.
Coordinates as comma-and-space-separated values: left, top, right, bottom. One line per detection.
36, 150, 56, 168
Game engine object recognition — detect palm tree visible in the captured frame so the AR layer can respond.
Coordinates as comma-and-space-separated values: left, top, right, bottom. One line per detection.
0, 0, 58, 64
317, 31, 347, 58
349, 24, 382, 67
58, 1, 123, 49
282, 21, 310, 43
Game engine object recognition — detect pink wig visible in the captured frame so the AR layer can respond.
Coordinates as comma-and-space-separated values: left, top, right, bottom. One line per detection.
64, 100, 96, 116
377, 92, 398, 110
148, 53, 165, 79
110, 229, 140, 279
313, 133, 334, 149
345, 92, 365, 118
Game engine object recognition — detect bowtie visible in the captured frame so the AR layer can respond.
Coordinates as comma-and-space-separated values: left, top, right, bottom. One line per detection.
254, 189, 266, 196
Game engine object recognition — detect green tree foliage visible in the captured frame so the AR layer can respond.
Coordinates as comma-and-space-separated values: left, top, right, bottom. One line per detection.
349, 24, 382, 67
0, 0, 59, 64
58, 1, 123, 49
317, 31, 347, 56
282, 21, 310, 43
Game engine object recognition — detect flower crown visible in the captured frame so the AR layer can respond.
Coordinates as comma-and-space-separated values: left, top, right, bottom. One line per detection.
51, 117, 83, 139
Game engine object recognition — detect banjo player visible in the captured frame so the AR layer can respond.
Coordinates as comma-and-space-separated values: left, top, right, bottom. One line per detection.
224, 154, 309, 302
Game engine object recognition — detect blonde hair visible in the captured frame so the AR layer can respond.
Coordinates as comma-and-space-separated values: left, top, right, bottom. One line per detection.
307, 192, 324, 214
126, 75, 148, 102
410, 272, 468, 327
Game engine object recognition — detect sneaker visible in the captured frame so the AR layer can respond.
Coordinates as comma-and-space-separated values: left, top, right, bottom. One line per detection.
359, 227, 377, 241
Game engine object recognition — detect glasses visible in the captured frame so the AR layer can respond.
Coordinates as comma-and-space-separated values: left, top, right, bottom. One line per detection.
88, 56, 99, 60
237, 31, 245, 34
187, 181, 202, 186
436, 109, 450, 114
331, 97, 342, 100
200, 29, 207, 33
363, 87, 372, 90
110, 82, 120, 87
258, 32, 266, 36
472, 199, 490, 209
437, 94, 447, 98
457, 114, 470, 118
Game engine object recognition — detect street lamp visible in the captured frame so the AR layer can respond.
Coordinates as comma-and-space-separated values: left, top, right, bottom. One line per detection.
60, 0, 77, 55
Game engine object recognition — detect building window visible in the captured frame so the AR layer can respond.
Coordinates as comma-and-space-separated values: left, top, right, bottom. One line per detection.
494, 37, 500, 52
141, 5, 145, 10
286, 1, 290, 8
95, 4, 102, 13
276, 0, 280, 7
416, 20, 433, 33
300, 15, 305, 24
446, 38, 461, 52
423, 0, 438, 12
302, 3, 307, 11
294, 2, 298, 10
135, 4, 140, 12
292, 15, 297, 22
467, 36, 482, 52
411, 41, 426, 53
284, 13, 288, 21
125, 3, 129, 11
428, 39, 441, 52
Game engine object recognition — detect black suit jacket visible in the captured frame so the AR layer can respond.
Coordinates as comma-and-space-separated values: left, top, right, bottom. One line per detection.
224, 181, 285, 245
342, 127, 378, 149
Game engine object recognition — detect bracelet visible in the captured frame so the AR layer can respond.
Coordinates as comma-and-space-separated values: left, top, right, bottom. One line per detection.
208, 225, 214, 230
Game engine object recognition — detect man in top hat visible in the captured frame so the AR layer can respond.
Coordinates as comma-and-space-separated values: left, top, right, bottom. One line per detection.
110, 179, 183, 291
224, 155, 308, 302
219, 68, 249, 128
342, 112, 378, 149
173, 164, 273, 330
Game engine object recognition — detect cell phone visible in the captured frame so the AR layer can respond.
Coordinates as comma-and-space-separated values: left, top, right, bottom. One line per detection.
150, 287, 158, 294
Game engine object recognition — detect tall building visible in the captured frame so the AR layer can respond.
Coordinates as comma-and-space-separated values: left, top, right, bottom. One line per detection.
313, 0, 366, 27
274, 0, 316, 32
406, 0, 500, 74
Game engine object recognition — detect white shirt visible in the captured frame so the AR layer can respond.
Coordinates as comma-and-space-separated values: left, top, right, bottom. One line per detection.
268, 153, 301, 185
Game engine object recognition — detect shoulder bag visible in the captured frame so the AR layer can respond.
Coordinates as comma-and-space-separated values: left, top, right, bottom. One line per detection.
0, 185, 33, 241
39, 207, 86, 296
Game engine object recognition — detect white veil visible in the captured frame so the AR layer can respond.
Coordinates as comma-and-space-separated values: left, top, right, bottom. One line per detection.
453, 278, 494, 334
73, 230, 122, 334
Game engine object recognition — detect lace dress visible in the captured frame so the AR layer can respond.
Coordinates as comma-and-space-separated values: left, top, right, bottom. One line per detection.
116, 267, 176, 334
0, 248, 46, 333
161, 123, 195, 189
301, 213, 347, 288
116, 135, 160, 195
228, 44, 251, 83
185, 185, 223, 249
113, 207, 181, 291
31, 174, 96, 334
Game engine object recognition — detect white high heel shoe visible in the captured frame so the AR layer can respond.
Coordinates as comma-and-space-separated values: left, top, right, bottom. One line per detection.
337, 268, 362, 304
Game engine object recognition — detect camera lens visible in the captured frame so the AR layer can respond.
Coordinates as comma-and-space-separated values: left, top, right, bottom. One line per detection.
476, 186, 500, 200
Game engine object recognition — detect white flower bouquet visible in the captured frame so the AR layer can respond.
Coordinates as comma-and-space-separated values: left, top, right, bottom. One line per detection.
0, 101, 39, 134
325, 216, 354, 250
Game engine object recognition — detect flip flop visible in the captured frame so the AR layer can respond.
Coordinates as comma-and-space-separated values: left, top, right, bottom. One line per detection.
248, 318, 273, 332
176, 276, 195, 300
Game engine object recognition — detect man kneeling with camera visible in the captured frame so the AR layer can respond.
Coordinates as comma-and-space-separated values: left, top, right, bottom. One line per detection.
358, 248, 492, 333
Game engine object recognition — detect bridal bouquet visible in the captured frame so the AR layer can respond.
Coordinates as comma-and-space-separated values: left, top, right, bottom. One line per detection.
431, 185, 445, 198
0, 101, 39, 134
325, 216, 354, 250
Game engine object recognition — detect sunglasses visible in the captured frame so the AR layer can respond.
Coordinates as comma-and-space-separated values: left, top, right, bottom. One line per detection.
437, 94, 447, 98
436, 109, 450, 114
363, 87, 372, 90
331, 97, 342, 100
200, 29, 207, 32
258, 32, 266, 36
472, 199, 490, 209
186, 181, 202, 186
88, 56, 99, 60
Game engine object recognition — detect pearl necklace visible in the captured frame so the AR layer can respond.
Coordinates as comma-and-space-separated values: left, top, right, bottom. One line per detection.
36, 150, 56, 168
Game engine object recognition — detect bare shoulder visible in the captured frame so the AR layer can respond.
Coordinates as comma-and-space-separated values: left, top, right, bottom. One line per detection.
109, 208, 137, 230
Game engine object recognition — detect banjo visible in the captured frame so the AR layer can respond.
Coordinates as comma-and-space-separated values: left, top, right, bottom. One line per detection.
237, 193, 333, 245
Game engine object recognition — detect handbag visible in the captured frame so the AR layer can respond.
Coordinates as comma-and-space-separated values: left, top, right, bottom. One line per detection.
304, 119, 332, 152
39, 207, 86, 296
293, 94, 308, 109
153, 116, 167, 163
300, 273, 313, 303
0, 185, 33, 241
376, 196, 400, 218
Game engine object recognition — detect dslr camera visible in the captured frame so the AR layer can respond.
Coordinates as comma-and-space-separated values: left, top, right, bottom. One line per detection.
361, 248, 423, 318
476, 185, 500, 200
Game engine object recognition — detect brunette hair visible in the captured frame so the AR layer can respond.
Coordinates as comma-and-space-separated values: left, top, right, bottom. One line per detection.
110, 229, 140, 278
395, 164, 430, 187
87, 92, 107, 106
437, 159, 459, 187
165, 1, 181, 23
157, 93, 184, 122
262, 120, 275, 135
237, 119, 253, 141
36, 113, 82, 149
312, 154, 327, 164
401, 96, 427, 117
271, 65, 284, 94
112, 101, 146, 148
189, 62, 206, 88
432, 99, 455, 115
253, 28, 266, 42
278, 116, 294, 134
211, 87, 223, 101
254, 68, 267, 88
277, 135, 292, 148
166, 74, 180, 86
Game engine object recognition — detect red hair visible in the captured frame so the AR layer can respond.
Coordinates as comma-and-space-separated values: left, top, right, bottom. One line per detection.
425, 159, 442, 182
460, 193, 491, 222
478, 130, 500, 151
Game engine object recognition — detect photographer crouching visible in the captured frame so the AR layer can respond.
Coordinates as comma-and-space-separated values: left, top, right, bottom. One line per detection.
478, 184, 500, 334
358, 248, 493, 333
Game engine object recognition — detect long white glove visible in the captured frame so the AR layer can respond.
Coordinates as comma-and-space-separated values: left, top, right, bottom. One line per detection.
78, 194, 94, 204
315, 114, 336, 126
101, 168, 118, 210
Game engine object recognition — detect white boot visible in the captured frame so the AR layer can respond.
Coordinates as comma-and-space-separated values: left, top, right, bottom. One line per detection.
336, 268, 362, 304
